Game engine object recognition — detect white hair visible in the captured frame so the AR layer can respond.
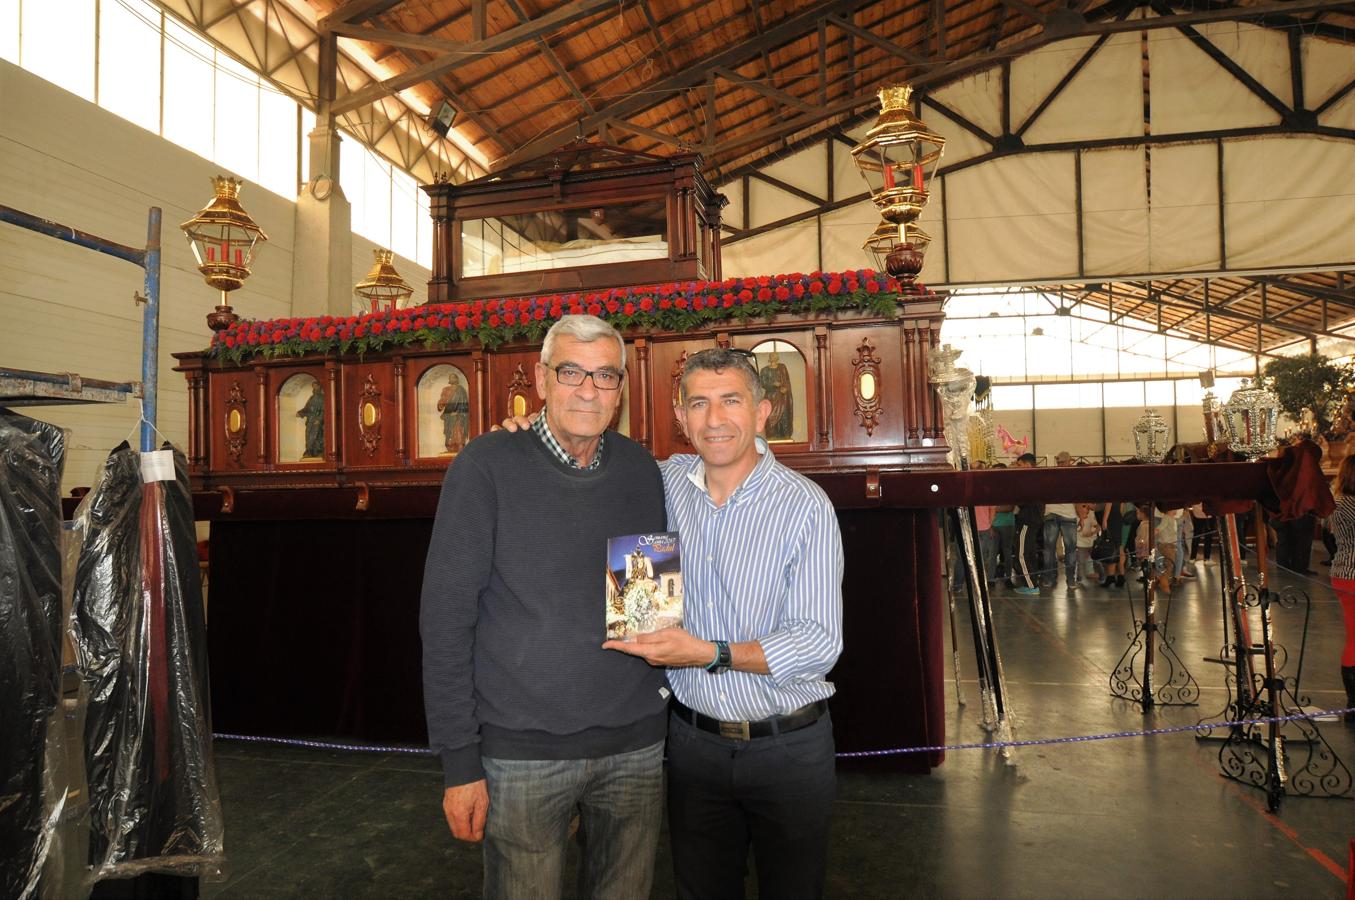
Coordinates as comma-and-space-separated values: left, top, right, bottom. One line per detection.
541, 315, 626, 368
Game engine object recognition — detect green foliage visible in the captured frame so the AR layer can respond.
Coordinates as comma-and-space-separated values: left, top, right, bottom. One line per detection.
1259, 352, 1355, 437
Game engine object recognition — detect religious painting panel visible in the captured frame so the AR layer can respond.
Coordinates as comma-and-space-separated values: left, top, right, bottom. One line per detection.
747, 339, 809, 445
276, 372, 327, 464
415, 363, 473, 459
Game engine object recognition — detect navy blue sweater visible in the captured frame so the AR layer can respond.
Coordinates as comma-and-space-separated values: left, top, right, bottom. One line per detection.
420, 428, 669, 787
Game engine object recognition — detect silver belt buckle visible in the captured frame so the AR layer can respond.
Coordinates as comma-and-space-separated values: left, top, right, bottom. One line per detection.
718, 720, 751, 740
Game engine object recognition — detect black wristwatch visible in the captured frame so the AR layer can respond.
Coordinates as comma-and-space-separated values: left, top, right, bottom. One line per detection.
705, 640, 732, 674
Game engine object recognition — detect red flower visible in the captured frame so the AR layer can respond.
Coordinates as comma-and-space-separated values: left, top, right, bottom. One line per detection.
623, 302, 636, 316
355, 324, 368, 337
454, 315, 468, 329
272, 330, 285, 342
486, 299, 499, 312
414, 318, 426, 329
675, 298, 688, 309
774, 286, 791, 301
639, 298, 654, 312
865, 280, 881, 292
504, 312, 517, 325
325, 325, 337, 338
659, 298, 671, 310
488, 314, 501, 327
756, 288, 772, 302
693, 297, 705, 310
400, 320, 412, 332
372, 322, 384, 335
471, 314, 483, 328
534, 309, 546, 320
723, 296, 735, 308
605, 300, 620, 314
223, 336, 235, 348
737, 289, 753, 303
807, 281, 823, 296
587, 303, 602, 316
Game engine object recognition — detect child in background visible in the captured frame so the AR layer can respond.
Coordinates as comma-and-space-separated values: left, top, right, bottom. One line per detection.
1076, 503, 1100, 584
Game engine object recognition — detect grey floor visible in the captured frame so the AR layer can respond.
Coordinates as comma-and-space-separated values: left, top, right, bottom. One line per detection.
199, 556, 1355, 899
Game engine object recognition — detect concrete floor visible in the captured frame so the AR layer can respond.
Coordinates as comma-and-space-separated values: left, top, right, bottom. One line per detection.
199, 558, 1355, 899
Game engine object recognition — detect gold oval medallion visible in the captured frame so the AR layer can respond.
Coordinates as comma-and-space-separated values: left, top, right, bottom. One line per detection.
227, 409, 243, 433
362, 401, 378, 427
858, 372, 877, 401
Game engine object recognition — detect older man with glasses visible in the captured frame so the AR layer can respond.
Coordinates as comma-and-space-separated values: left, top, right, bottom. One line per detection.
420, 315, 670, 900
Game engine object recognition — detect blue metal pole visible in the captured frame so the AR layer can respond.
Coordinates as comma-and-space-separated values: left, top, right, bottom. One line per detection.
140, 208, 162, 452
0, 203, 146, 266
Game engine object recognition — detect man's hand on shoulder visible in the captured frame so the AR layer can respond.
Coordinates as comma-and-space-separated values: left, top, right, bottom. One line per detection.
443, 779, 489, 842
603, 627, 713, 668
493, 412, 539, 432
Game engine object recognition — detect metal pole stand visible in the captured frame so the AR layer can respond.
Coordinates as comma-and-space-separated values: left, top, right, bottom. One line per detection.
1109, 550, 1199, 712
949, 505, 1016, 761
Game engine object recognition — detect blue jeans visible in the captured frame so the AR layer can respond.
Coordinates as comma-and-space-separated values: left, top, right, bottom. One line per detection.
482, 740, 664, 900
1043, 515, 1079, 585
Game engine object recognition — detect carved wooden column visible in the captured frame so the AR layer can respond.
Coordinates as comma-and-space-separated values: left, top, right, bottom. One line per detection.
472, 351, 487, 436
393, 356, 406, 461
254, 365, 269, 469
814, 327, 830, 448
324, 360, 340, 464
634, 338, 652, 450
903, 326, 920, 441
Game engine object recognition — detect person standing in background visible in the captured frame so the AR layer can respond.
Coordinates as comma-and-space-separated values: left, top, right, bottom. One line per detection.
1323, 455, 1355, 723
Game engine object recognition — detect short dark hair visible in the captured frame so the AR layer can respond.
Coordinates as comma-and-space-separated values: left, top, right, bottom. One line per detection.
1015, 452, 1037, 465
679, 348, 763, 404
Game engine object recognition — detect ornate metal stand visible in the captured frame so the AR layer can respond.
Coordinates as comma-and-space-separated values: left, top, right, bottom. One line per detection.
1109, 549, 1199, 711
950, 504, 1014, 757
1197, 513, 1353, 812
940, 512, 966, 708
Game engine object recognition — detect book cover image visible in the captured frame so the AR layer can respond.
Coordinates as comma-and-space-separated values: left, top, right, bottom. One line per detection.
606, 532, 682, 641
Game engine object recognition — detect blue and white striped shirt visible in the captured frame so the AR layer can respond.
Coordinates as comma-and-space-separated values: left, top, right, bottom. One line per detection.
661, 439, 844, 721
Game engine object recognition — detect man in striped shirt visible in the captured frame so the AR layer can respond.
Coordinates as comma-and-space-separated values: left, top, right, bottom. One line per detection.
604, 348, 844, 900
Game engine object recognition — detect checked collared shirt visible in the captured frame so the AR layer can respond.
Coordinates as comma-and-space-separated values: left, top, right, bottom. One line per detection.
532, 407, 605, 470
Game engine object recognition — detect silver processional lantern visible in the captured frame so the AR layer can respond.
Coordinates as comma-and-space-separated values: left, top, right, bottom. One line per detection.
1220, 379, 1280, 461
1132, 408, 1171, 462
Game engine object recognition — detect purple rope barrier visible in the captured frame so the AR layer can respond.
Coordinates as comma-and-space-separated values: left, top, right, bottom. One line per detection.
214, 707, 1353, 759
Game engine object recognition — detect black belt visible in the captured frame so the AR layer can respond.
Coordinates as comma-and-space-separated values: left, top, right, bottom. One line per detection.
671, 699, 827, 741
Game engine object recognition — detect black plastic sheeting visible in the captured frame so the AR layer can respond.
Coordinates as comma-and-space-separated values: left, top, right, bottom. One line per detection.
0, 408, 66, 899
72, 442, 224, 882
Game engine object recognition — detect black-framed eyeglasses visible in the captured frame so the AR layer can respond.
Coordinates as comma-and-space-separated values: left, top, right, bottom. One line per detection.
546, 363, 624, 391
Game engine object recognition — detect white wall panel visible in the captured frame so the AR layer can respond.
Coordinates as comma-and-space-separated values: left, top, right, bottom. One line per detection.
921, 103, 989, 168
1018, 33, 1142, 146
929, 68, 1004, 141
1147, 143, 1221, 273
1148, 24, 1281, 133
722, 178, 745, 230
946, 153, 1078, 283
1081, 148, 1150, 276
1224, 137, 1355, 269
721, 219, 818, 279
748, 178, 818, 229
832, 139, 868, 207
819, 200, 875, 273
759, 142, 827, 199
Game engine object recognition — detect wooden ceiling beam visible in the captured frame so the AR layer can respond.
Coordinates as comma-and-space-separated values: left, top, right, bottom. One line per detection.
320, 0, 406, 29
495, 0, 877, 170
329, 0, 615, 117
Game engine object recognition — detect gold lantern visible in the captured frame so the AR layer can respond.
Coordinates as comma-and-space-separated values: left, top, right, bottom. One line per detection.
864, 221, 931, 275
354, 249, 414, 313
180, 176, 268, 332
851, 85, 946, 285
